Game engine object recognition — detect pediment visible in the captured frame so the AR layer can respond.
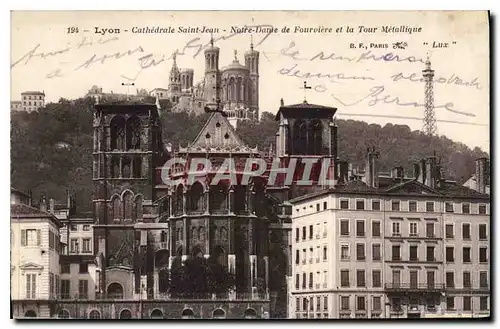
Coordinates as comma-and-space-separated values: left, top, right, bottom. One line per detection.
189, 112, 247, 150
385, 180, 441, 196
19, 262, 44, 271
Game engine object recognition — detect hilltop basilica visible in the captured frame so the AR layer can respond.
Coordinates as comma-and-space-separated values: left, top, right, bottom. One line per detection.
149, 37, 260, 127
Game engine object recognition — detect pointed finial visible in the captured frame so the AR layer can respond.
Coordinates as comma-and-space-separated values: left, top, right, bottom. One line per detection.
234, 49, 238, 61
172, 52, 177, 65
210, 33, 214, 47
280, 98, 284, 106
250, 35, 254, 51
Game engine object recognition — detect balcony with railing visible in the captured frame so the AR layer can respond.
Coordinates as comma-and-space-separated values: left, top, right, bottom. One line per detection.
385, 283, 445, 293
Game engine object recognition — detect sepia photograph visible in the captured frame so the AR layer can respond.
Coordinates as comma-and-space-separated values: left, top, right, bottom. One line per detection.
9, 10, 490, 320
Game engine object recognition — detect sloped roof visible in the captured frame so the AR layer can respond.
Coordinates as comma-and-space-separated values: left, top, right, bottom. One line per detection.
11, 204, 62, 227
275, 101, 337, 120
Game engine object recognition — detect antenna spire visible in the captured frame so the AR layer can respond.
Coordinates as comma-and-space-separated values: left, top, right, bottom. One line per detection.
210, 33, 214, 47
422, 54, 437, 136
302, 81, 312, 103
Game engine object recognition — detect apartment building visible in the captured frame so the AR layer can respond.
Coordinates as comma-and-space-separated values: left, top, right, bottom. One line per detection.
20, 91, 45, 112
288, 154, 490, 319
11, 190, 63, 318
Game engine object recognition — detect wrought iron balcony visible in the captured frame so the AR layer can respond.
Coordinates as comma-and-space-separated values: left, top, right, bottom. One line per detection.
385, 283, 445, 292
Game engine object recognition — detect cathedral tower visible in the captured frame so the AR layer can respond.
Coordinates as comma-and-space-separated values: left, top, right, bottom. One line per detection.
168, 54, 181, 103
204, 36, 221, 106
244, 38, 260, 116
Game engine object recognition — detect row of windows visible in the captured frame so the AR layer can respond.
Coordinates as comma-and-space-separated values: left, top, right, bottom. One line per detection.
335, 199, 488, 214
340, 219, 381, 237
70, 238, 92, 254
58, 279, 89, 299
295, 202, 328, 214
48, 230, 61, 252
445, 246, 488, 263
295, 246, 328, 264
390, 296, 489, 312
22, 101, 43, 106
445, 223, 488, 240
23, 95, 43, 100
340, 243, 381, 261
20, 229, 41, 247
295, 271, 329, 290
338, 295, 383, 312
69, 224, 91, 232
295, 223, 327, 242
61, 262, 89, 274
339, 269, 383, 288
390, 244, 437, 262
445, 271, 489, 288
295, 296, 329, 312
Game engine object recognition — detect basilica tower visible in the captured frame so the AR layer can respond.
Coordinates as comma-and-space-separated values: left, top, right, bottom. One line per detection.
244, 38, 260, 116
168, 54, 181, 103
203, 36, 221, 106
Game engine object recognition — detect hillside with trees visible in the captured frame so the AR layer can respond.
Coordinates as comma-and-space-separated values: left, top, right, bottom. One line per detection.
11, 97, 488, 211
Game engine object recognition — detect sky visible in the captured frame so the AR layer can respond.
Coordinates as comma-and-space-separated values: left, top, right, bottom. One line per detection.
10, 11, 490, 152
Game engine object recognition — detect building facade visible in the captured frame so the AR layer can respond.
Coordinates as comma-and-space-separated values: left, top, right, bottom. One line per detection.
11, 91, 45, 112
289, 154, 491, 319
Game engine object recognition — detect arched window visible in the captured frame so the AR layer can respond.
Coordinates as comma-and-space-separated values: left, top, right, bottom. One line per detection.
122, 157, 131, 178
119, 309, 132, 319
212, 245, 226, 268
175, 185, 184, 215
234, 185, 247, 214
58, 309, 70, 319
209, 183, 228, 213
150, 309, 163, 319
134, 195, 143, 222
126, 116, 141, 150
181, 308, 195, 319
199, 226, 205, 240
158, 269, 169, 293
111, 155, 120, 178
294, 120, 307, 155
123, 191, 133, 220
309, 119, 323, 155
107, 282, 124, 299
213, 308, 226, 319
112, 196, 122, 221
24, 310, 37, 318
133, 156, 142, 178
110, 116, 126, 150
191, 226, 198, 241
88, 310, 101, 319
244, 308, 257, 319
189, 182, 204, 212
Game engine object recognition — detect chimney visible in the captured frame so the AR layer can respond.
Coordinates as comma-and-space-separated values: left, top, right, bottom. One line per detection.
475, 157, 490, 194
413, 163, 420, 181
39, 195, 47, 212
49, 198, 55, 213
67, 189, 71, 208
336, 161, 349, 185
28, 190, 33, 207
391, 166, 404, 181
365, 147, 380, 188
425, 156, 437, 188
419, 159, 427, 184
330, 121, 338, 159
280, 98, 284, 107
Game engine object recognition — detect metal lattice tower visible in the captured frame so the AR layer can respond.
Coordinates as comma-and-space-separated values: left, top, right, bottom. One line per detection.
422, 57, 437, 136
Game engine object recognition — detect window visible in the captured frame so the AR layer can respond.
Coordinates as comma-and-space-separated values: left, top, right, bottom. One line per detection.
462, 224, 471, 239
302, 227, 306, 240
356, 296, 366, 311
463, 247, 471, 263
410, 271, 418, 288
295, 298, 300, 311
70, 224, 78, 231
340, 270, 349, 287
427, 270, 435, 288
309, 247, 313, 263
79, 263, 88, 274
323, 271, 328, 288
315, 223, 320, 238
341, 296, 350, 310
372, 200, 380, 210
392, 245, 401, 261
356, 243, 365, 261
323, 222, 327, 237
392, 270, 401, 287
70, 239, 79, 253
446, 272, 454, 288
302, 297, 307, 311
480, 297, 488, 311
479, 204, 487, 214
295, 228, 299, 242
61, 280, 70, 299
323, 296, 328, 310
479, 224, 487, 240
372, 221, 380, 237
392, 222, 400, 236
316, 204, 320, 212
445, 224, 454, 239
309, 272, 313, 288
22, 229, 39, 246
372, 270, 381, 288
82, 239, 91, 253
463, 271, 471, 288
316, 295, 321, 309
479, 247, 488, 263
446, 246, 454, 262
295, 274, 300, 289
426, 245, 435, 261
409, 201, 417, 212
372, 244, 381, 261
356, 270, 366, 287
463, 297, 471, 311
302, 273, 306, 288
445, 202, 454, 213
323, 246, 327, 261
61, 263, 70, 274
426, 297, 436, 311
409, 245, 418, 261
316, 246, 320, 262
356, 200, 365, 210
340, 220, 349, 236
356, 220, 365, 237
295, 250, 300, 264
323, 202, 327, 210
309, 225, 313, 240
340, 199, 349, 210
26, 273, 36, 299
341, 244, 349, 260
302, 249, 306, 264
83, 225, 91, 231
426, 222, 435, 238
447, 297, 455, 310
409, 222, 418, 236
391, 200, 400, 211
426, 202, 434, 212
462, 203, 470, 214
373, 296, 381, 311
480, 271, 488, 288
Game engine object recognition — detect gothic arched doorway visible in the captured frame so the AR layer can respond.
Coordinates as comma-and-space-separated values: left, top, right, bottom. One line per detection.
107, 282, 124, 299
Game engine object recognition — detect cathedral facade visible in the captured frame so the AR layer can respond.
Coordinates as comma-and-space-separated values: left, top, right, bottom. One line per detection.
150, 38, 260, 126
